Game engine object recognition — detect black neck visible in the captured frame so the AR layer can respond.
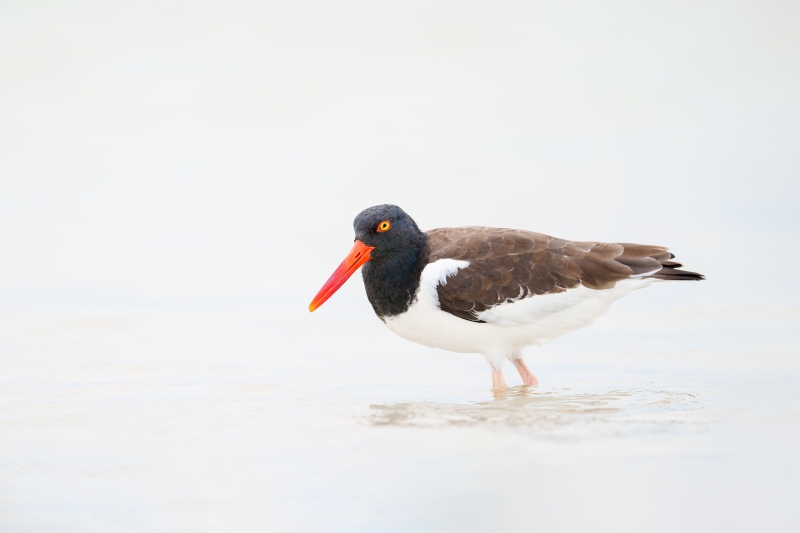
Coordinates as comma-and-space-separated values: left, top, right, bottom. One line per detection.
361, 236, 428, 319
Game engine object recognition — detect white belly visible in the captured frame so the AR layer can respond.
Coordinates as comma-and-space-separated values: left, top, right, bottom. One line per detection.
383, 259, 652, 361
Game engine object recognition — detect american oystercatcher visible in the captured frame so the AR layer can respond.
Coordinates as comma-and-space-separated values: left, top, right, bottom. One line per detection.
309, 205, 704, 391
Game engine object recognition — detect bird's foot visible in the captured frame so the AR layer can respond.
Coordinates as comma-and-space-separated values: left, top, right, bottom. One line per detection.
512, 358, 539, 387
490, 368, 508, 392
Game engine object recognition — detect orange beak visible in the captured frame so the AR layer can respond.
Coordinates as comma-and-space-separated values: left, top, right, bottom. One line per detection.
309, 240, 375, 312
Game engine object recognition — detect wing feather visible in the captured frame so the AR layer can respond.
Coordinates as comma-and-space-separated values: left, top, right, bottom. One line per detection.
424, 227, 703, 324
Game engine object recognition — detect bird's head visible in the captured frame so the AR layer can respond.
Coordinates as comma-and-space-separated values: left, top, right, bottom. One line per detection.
309, 204, 424, 312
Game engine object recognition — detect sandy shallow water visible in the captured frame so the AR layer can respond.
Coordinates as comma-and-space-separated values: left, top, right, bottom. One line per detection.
1, 291, 798, 532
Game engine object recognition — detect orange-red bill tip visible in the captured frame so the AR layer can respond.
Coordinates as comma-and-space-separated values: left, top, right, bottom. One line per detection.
309, 240, 374, 312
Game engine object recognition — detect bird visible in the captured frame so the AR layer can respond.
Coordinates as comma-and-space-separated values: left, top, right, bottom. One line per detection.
309, 204, 704, 391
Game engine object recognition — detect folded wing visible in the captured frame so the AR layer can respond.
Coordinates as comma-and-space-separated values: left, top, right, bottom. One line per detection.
424, 227, 703, 324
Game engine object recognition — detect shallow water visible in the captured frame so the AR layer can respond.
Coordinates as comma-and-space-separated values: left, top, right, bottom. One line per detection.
367, 387, 706, 434
1, 294, 798, 532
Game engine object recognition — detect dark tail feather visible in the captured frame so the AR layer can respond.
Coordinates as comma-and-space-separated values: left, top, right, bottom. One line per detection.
646, 265, 705, 281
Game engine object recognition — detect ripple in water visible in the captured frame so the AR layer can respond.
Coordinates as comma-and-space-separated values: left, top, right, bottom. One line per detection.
366, 387, 709, 438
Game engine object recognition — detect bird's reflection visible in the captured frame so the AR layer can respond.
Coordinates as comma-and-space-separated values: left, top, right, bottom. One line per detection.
490, 384, 538, 401
366, 387, 703, 435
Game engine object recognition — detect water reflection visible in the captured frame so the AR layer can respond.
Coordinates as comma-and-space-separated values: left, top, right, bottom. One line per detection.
367, 387, 706, 437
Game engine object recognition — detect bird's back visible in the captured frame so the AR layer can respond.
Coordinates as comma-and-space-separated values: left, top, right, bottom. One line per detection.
422, 226, 703, 325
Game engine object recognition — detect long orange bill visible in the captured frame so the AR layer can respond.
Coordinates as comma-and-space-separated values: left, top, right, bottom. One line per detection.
309, 240, 375, 312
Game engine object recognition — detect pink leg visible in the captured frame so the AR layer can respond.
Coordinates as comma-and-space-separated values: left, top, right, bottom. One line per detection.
512, 358, 539, 386
491, 368, 508, 391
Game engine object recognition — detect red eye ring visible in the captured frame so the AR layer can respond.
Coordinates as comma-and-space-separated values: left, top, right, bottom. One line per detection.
377, 220, 391, 233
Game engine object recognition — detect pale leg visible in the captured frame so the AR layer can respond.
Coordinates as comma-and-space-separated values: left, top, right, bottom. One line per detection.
512, 358, 539, 386
484, 351, 509, 392
491, 368, 508, 391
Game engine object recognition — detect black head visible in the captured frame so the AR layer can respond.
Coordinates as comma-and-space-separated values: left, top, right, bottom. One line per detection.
352, 205, 428, 318
353, 204, 426, 262
308, 204, 427, 316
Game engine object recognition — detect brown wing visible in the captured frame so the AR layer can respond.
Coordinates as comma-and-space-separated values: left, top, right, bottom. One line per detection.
424, 227, 703, 323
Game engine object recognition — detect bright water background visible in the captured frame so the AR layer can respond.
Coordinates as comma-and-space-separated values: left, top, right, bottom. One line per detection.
1, 1, 799, 531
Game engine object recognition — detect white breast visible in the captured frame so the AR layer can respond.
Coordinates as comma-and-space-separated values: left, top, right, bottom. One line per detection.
383, 259, 652, 362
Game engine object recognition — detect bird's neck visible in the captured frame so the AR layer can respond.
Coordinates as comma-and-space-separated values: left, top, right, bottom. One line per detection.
361, 237, 428, 319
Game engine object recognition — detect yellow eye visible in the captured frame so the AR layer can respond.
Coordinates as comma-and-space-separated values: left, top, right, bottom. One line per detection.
376, 220, 391, 233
